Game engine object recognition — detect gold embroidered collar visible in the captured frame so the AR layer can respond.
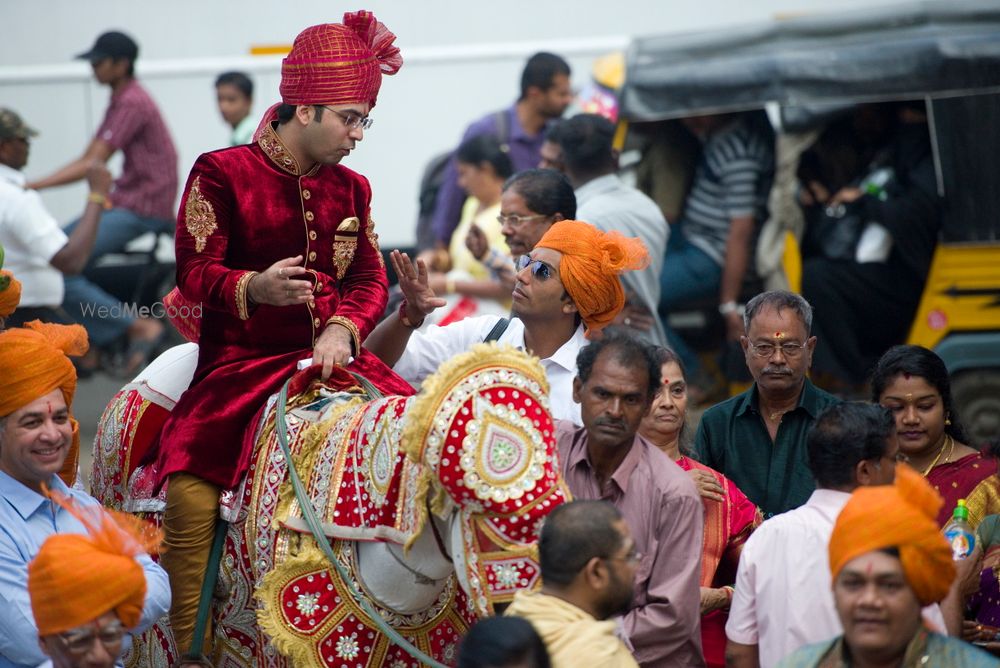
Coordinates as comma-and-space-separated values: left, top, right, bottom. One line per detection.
257, 122, 319, 177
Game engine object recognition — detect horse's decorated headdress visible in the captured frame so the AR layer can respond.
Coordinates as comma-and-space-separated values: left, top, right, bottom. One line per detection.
402, 343, 570, 615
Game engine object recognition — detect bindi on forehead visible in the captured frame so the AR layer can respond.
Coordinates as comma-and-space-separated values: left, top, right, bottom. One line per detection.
773, 331, 786, 339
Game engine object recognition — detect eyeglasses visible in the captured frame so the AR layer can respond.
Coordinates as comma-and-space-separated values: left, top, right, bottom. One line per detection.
606, 549, 643, 566
497, 213, 549, 227
57, 619, 126, 656
515, 255, 555, 281
747, 341, 809, 358
319, 106, 373, 130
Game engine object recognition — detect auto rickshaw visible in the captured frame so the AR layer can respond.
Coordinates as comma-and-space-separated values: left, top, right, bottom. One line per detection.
616, 0, 1000, 442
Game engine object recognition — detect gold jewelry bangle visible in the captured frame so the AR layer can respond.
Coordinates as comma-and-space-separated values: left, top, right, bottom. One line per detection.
87, 192, 107, 205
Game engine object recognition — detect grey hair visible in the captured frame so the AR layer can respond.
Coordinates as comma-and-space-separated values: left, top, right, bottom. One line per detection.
743, 290, 813, 334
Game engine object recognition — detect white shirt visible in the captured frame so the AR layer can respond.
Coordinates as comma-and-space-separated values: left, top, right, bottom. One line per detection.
0, 163, 67, 307
726, 488, 947, 667
393, 315, 586, 425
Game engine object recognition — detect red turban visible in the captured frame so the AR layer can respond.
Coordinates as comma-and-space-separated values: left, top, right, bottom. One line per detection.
28, 493, 160, 635
255, 11, 402, 138
0, 270, 21, 319
0, 321, 89, 486
535, 220, 649, 335
828, 465, 955, 606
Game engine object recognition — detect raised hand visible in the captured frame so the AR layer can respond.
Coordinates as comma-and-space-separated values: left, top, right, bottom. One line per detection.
464, 223, 489, 261
390, 250, 446, 322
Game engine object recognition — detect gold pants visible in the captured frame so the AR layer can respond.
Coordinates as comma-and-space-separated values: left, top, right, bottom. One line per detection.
161, 473, 221, 657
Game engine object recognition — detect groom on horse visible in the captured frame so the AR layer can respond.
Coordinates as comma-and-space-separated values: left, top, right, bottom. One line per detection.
156, 11, 411, 661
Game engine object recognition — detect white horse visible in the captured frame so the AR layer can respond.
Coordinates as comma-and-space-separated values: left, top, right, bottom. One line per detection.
92, 343, 567, 667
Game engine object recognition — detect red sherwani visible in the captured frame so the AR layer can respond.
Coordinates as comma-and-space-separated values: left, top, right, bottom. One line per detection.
157, 123, 414, 489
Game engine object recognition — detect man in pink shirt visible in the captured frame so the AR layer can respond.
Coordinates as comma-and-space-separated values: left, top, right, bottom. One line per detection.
557, 331, 705, 666
30, 31, 176, 367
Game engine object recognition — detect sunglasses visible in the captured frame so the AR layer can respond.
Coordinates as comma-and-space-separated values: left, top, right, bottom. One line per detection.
515, 255, 555, 281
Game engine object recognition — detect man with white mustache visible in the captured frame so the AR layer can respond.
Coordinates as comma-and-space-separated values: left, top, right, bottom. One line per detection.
695, 291, 840, 518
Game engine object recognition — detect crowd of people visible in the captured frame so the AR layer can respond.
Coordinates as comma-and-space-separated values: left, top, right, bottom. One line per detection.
1, 9, 999, 668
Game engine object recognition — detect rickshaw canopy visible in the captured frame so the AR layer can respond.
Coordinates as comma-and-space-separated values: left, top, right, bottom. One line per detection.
620, 0, 1000, 123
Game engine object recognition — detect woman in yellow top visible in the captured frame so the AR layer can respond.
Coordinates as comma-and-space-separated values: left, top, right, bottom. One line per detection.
426, 135, 514, 325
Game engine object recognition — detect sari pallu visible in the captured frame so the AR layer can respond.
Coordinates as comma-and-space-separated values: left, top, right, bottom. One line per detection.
968, 514, 1000, 628
925, 452, 998, 527
676, 456, 763, 668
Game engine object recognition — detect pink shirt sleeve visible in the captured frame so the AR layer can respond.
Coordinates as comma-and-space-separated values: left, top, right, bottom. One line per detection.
97, 93, 143, 150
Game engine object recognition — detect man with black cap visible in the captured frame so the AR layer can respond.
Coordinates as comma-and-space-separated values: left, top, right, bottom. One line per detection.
28, 31, 176, 369
0, 108, 111, 329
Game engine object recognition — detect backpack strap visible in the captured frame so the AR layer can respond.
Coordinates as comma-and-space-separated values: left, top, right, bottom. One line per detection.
494, 109, 511, 153
484, 317, 510, 342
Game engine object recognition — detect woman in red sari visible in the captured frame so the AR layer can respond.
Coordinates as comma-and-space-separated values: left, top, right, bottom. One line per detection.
872, 345, 1000, 527
638, 347, 762, 668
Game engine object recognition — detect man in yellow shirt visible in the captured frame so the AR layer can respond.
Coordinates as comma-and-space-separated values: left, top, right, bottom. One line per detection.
505, 500, 640, 668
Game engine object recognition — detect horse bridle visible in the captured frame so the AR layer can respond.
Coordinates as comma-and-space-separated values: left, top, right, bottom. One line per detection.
426, 498, 453, 563
276, 378, 450, 668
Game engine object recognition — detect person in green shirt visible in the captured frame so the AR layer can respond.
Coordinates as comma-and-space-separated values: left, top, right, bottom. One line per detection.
695, 290, 840, 517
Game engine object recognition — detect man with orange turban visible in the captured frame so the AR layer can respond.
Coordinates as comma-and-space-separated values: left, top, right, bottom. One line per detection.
154, 10, 413, 662
0, 322, 170, 668
28, 498, 158, 668
366, 219, 649, 424
778, 466, 994, 667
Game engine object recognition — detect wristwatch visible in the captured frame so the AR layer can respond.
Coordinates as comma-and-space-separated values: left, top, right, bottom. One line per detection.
718, 301, 744, 316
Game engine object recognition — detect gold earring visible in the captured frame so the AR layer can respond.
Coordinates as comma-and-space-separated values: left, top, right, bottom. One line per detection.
945, 416, 952, 426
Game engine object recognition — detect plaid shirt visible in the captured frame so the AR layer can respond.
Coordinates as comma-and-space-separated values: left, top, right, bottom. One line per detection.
96, 79, 178, 221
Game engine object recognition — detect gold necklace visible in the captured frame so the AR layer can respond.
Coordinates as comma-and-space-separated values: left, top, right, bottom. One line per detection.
920, 434, 954, 477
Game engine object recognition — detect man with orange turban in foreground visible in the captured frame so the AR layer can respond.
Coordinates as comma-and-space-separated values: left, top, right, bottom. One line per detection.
778, 465, 995, 667
28, 499, 159, 668
155, 10, 413, 663
0, 322, 169, 667
366, 219, 649, 424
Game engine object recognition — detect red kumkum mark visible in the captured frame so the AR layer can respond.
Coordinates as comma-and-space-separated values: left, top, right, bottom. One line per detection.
904, 372, 912, 380
774, 331, 786, 339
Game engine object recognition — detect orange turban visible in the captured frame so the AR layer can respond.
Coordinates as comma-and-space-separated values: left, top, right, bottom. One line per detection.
255, 11, 402, 139
28, 493, 158, 635
0, 321, 89, 486
0, 270, 21, 318
535, 220, 649, 335
828, 465, 955, 606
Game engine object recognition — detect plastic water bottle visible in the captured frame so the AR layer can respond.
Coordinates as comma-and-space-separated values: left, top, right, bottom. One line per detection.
943, 499, 976, 560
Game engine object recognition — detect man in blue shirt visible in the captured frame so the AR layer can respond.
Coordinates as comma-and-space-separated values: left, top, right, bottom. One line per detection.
424, 52, 572, 258
0, 322, 170, 668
